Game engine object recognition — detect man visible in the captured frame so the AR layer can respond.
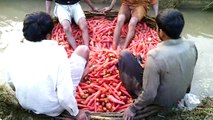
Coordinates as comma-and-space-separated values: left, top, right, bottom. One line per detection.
4, 12, 89, 120
116, 9, 198, 119
101, 0, 159, 50
46, 0, 99, 50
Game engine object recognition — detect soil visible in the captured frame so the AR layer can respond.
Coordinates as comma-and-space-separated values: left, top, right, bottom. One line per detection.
1, 85, 213, 120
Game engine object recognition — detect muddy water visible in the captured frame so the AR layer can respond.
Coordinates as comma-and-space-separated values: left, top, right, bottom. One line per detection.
0, 0, 213, 100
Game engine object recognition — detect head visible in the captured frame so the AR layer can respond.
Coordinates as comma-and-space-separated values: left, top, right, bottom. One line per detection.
156, 8, 185, 40
22, 11, 54, 42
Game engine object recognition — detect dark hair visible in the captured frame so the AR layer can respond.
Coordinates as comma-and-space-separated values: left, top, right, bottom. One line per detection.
22, 11, 54, 42
156, 8, 184, 39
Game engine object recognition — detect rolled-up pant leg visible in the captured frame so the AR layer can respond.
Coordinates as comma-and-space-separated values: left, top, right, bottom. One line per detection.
117, 50, 143, 99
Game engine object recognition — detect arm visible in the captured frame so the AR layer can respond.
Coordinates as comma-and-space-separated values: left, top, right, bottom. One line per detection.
186, 44, 198, 93
129, 54, 160, 112
46, 0, 53, 14
84, 0, 99, 12
151, 0, 159, 17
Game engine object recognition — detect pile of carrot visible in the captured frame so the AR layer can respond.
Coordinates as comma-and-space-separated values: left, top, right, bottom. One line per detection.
51, 16, 160, 112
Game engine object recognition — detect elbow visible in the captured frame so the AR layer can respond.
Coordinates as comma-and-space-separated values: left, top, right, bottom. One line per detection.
144, 92, 156, 105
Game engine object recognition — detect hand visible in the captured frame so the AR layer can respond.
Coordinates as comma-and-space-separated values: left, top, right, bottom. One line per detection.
123, 107, 136, 120
101, 6, 112, 13
75, 110, 88, 120
92, 7, 100, 12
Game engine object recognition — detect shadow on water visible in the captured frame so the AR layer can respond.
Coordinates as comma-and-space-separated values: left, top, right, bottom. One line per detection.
0, 0, 213, 100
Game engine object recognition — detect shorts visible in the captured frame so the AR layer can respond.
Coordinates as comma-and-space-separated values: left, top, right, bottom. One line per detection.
118, 3, 147, 21
54, 2, 85, 24
69, 53, 87, 91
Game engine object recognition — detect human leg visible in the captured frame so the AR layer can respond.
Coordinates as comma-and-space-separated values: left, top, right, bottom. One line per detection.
73, 45, 89, 61
117, 50, 143, 99
112, 4, 131, 50
61, 20, 77, 49
123, 17, 138, 49
123, 5, 146, 49
73, 3, 89, 47
54, 4, 77, 49
78, 18, 89, 47
69, 45, 89, 91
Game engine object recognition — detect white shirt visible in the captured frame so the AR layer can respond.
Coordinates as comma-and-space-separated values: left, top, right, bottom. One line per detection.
4, 40, 79, 116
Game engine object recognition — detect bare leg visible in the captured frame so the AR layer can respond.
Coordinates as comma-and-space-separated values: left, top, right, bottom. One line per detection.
123, 17, 139, 49
73, 45, 90, 81
78, 17, 89, 47
61, 20, 77, 49
70, 45, 90, 89
73, 45, 89, 61
112, 14, 126, 50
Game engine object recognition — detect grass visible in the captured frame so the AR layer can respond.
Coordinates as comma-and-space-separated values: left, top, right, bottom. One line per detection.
0, 84, 213, 120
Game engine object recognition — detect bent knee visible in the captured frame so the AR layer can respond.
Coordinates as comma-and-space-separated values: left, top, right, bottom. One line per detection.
78, 18, 88, 30
61, 20, 71, 32
128, 17, 138, 27
117, 15, 126, 23
74, 45, 90, 60
119, 50, 131, 59
62, 25, 71, 33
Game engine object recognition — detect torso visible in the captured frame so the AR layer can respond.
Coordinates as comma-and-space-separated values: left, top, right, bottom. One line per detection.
149, 39, 198, 108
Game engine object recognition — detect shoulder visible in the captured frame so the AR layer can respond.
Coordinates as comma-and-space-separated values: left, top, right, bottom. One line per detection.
181, 40, 197, 51
42, 40, 63, 49
146, 46, 161, 59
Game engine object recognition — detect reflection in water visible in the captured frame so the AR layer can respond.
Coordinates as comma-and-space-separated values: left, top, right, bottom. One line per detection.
0, 0, 213, 100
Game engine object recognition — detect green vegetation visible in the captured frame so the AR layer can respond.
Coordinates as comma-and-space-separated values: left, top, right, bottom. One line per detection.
149, 97, 213, 120
202, 1, 213, 10
1, 84, 213, 120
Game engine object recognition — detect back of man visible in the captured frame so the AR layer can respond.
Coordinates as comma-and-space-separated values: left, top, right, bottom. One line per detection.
148, 39, 198, 108
4, 12, 82, 118
118, 9, 198, 120
4, 40, 75, 116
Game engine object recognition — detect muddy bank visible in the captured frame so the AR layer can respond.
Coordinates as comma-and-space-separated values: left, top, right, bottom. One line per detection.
89, 0, 213, 10
1, 84, 213, 120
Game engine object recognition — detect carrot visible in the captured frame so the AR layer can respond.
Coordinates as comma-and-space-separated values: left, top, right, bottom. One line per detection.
83, 93, 95, 105
112, 104, 121, 112
87, 90, 101, 106
77, 86, 85, 98
53, 17, 161, 112
117, 103, 132, 111
109, 87, 121, 101
115, 82, 122, 90
78, 104, 88, 109
120, 88, 131, 97
107, 95, 125, 105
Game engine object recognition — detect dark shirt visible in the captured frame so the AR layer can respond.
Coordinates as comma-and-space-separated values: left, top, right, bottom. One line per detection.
47, 0, 80, 5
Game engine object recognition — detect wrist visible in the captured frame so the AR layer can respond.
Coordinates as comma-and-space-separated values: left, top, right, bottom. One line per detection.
129, 105, 137, 113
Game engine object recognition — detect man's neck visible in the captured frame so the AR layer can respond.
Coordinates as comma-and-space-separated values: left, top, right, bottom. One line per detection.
161, 34, 172, 41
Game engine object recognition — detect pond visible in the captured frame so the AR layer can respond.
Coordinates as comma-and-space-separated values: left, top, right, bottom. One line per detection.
0, 0, 213, 100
